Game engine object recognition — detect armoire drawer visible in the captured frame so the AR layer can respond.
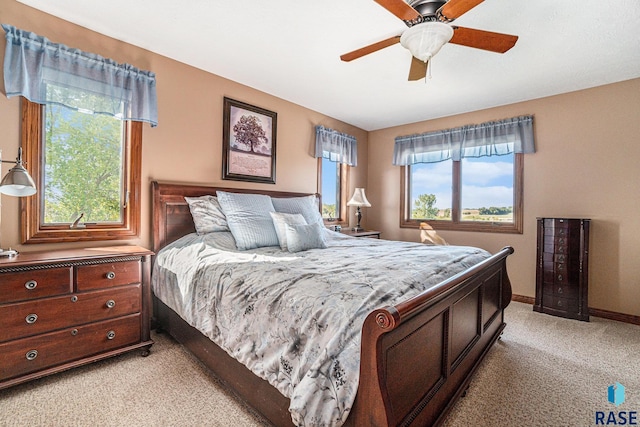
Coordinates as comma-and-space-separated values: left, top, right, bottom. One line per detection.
0, 314, 141, 381
0, 267, 72, 304
543, 282, 579, 299
542, 294, 580, 314
0, 284, 141, 343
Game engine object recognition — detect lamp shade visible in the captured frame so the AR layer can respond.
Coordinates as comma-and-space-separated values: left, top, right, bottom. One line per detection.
347, 188, 371, 207
400, 21, 454, 63
0, 164, 37, 196
0, 148, 37, 197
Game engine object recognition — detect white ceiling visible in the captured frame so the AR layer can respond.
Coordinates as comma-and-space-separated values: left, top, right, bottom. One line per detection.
17, 0, 640, 131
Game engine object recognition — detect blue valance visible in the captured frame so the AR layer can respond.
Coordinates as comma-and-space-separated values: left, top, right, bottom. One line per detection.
315, 125, 357, 166
2, 24, 158, 127
393, 115, 535, 165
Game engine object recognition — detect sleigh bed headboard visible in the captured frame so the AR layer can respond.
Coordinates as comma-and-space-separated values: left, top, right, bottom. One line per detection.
151, 181, 319, 254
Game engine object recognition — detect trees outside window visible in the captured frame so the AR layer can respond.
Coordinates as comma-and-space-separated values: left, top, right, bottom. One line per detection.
402, 153, 523, 233
21, 96, 142, 243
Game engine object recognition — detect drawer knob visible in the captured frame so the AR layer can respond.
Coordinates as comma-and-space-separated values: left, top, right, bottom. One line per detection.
558, 287, 563, 294
106, 330, 116, 340
106, 299, 116, 309
71, 329, 78, 336
71, 295, 78, 303
24, 280, 38, 290
557, 300, 563, 307
25, 313, 38, 324
106, 271, 116, 280
25, 350, 38, 361
558, 274, 563, 281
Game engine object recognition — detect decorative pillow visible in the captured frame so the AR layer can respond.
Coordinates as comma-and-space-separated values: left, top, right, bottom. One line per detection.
272, 195, 323, 226
184, 195, 229, 234
216, 191, 279, 250
285, 222, 328, 253
270, 212, 307, 251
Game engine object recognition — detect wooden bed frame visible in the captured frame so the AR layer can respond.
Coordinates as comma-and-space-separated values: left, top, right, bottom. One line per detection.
151, 181, 514, 427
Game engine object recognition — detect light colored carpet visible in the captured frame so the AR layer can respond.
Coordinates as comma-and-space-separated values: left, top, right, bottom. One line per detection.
1, 302, 638, 426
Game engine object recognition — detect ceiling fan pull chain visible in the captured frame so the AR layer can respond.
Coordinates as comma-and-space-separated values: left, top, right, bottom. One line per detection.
425, 53, 433, 82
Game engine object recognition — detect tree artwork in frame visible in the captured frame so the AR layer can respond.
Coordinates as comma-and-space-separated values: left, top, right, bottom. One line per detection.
222, 97, 277, 184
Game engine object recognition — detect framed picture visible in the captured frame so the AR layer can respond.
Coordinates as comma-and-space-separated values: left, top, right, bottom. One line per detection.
222, 97, 277, 184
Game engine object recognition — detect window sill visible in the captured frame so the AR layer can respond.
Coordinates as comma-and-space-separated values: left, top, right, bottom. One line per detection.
401, 219, 523, 234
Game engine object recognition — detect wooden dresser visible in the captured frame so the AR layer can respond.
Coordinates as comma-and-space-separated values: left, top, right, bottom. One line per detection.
0, 246, 154, 389
534, 218, 590, 321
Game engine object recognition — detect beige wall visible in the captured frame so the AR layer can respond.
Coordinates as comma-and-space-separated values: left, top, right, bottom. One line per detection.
367, 78, 640, 317
0, 1, 368, 253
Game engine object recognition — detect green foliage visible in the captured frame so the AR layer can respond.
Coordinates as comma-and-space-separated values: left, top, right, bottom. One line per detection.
44, 103, 124, 224
322, 203, 337, 219
411, 193, 439, 219
479, 206, 513, 215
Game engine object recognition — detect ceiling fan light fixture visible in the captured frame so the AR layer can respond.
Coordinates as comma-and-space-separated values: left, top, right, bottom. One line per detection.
400, 21, 454, 62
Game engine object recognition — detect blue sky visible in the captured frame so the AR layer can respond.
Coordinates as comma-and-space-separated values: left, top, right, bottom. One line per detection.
412, 154, 514, 210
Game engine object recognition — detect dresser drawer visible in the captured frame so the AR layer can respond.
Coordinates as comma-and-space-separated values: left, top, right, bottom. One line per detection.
0, 313, 141, 381
0, 284, 141, 343
76, 260, 141, 291
0, 267, 72, 304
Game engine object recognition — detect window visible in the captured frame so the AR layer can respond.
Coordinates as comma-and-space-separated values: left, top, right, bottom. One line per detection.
318, 157, 348, 223
2, 25, 156, 244
21, 98, 142, 243
314, 125, 357, 225
395, 115, 534, 234
401, 153, 523, 233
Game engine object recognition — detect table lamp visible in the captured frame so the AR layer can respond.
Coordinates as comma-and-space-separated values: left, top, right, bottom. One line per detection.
347, 188, 371, 232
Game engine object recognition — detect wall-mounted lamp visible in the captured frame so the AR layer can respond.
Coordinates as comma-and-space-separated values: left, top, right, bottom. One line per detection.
1, 147, 37, 257
347, 188, 371, 232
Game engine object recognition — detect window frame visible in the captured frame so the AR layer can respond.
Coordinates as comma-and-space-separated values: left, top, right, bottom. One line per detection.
317, 157, 349, 225
400, 153, 523, 234
20, 98, 142, 244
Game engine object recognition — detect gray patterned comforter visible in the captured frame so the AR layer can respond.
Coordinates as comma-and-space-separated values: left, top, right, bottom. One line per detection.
151, 230, 490, 427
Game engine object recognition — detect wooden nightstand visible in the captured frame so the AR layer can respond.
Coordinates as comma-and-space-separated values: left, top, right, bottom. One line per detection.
340, 229, 381, 239
0, 245, 154, 389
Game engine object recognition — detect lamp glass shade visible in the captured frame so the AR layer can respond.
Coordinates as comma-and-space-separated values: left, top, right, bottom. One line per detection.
400, 21, 454, 62
347, 188, 371, 207
0, 164, 37, 197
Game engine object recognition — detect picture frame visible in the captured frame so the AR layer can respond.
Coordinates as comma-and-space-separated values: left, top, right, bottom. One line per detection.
222, 97, 277, 184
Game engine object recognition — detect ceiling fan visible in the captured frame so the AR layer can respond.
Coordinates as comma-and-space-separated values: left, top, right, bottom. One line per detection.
340, 0, 518, 81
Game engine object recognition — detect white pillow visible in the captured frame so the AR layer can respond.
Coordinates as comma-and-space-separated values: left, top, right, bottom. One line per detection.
216, 191, 279, 250
270, 212, 307, 251
271, 195, 323, 226
285, 222, 328, 253
184, 195, 229, 234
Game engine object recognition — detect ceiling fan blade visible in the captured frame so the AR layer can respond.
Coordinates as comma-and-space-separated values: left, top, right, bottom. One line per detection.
340, 35, 401, 62
450, 26, 518, 53
374, 0, 421, 21
439, 0, 484, 20
408, 57, 427, 81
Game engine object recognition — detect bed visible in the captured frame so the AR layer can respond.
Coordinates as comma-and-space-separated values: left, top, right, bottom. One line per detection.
150, 181, 514, 427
